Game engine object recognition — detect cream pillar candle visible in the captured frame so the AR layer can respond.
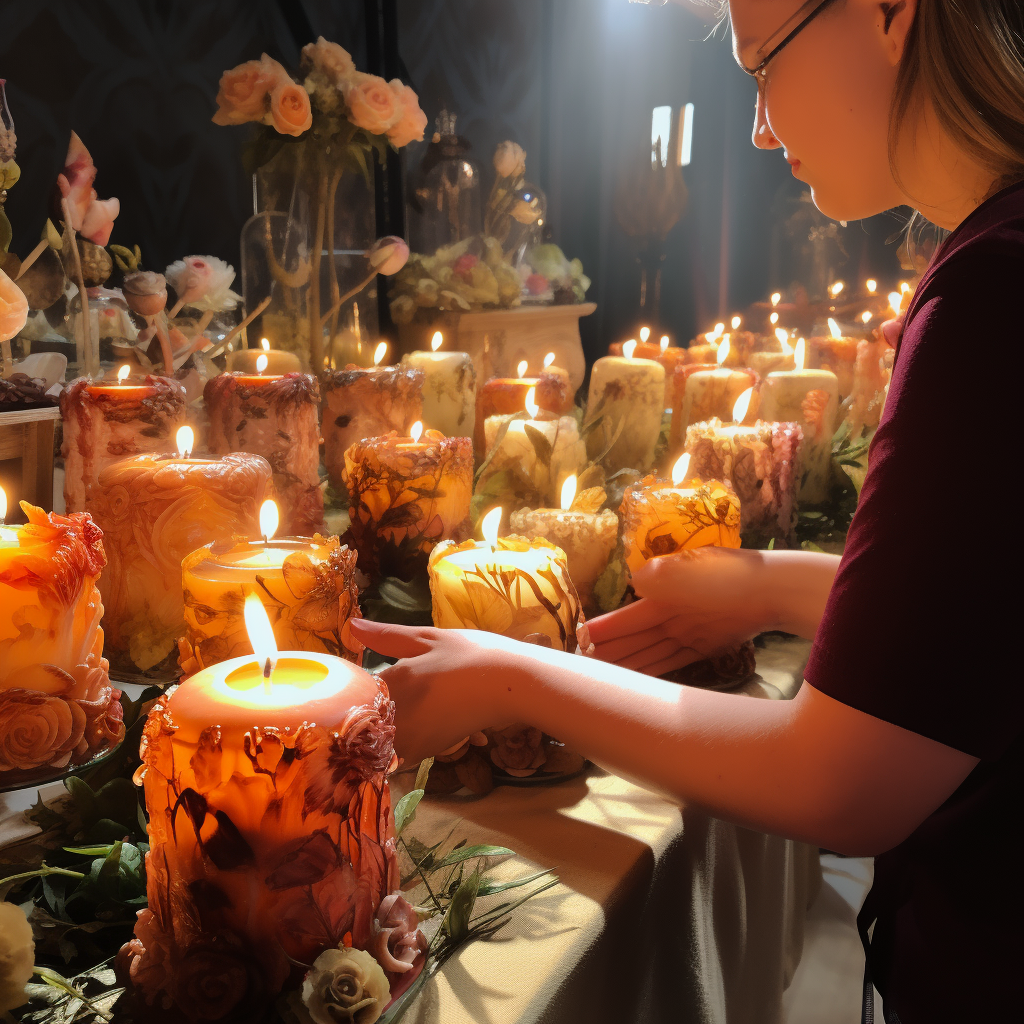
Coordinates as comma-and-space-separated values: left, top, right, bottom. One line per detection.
759, 339, 839, 504
583, 342, 665, 474
674, 340, 757, 447
227, 344, 303, 374
401, 332, 477, 438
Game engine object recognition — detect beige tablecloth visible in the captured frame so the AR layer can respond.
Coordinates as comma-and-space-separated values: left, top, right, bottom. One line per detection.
401, 637, 821, 1024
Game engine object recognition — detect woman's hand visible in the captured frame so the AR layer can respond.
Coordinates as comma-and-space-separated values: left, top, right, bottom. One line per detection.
587, 547, 773, 675
348, 619, 529, 766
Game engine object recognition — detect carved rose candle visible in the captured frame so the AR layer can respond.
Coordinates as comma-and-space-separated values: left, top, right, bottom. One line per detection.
180, 532, 363, 675
321, 364, 424, 491
123, 638, 400, 1014
60, 375, 187, 513
619, 456, 742, 573
345, 426, 473, 579
204, 371, 324, 535
0, 498, 124, 776
89, 431, 272, 680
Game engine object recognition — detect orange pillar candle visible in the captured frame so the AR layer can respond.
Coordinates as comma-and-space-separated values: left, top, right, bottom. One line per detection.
321, 358, 424, 491
0, 493, 124, 776
60, 373, 187, 513
808, 319, 858, 398
88, 427, 272, 681
204, 370, 324, 535
123, 600, 399, 1013
344, 424, 473, 579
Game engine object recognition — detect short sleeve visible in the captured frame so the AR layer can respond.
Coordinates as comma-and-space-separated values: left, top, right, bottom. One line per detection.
805, 250, 1023, 759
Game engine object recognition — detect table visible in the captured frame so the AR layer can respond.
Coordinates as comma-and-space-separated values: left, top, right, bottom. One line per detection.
399, 636, 821, 1024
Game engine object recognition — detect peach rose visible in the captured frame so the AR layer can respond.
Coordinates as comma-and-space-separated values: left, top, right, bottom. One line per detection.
344, 72, 401, 135
211, 58, 280, 125
301, 37, 356, 87
0, 689, 85, 771
0, 267, 29, 343
267, 79, 312, 137
386, 81, 427, 148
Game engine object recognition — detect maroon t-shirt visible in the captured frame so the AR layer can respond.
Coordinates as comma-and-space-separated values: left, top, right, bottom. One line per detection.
805, 180, 1024, 1022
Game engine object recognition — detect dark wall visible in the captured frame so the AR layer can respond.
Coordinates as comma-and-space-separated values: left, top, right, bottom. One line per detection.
1, 0, 908, 362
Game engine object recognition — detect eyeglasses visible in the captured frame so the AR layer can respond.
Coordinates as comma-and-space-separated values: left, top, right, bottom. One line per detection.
739, 0, 841, 97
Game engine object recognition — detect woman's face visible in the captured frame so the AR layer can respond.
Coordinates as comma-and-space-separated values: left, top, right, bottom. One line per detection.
730, 0, 909, 221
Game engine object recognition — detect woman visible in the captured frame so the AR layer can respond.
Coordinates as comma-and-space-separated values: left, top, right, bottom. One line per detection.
351, 2, 1024, 1019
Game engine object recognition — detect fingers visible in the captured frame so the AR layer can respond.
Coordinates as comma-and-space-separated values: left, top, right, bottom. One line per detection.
586, 598, 677, 644
593, 622, 679, 665
349, 618, 439, 659
640, 646, 706, 678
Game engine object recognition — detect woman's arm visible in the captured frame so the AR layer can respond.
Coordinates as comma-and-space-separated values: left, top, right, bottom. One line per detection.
351, 619, 977, 857
588, 547, 842, 674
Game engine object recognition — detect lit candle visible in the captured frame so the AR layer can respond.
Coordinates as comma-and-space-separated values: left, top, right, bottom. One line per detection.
180, 499, 363, 675
866, 279, 878, 295
428, 507, 590, 651
686, 322, 725, 365
608, 338, 687, 375
673, 338, 757, 444
88, 426, 272, 680
60, 374, 187, 513
400, 331, 478, 439
124, 597, 401, 1012
0, 489, 124, 775
583, 340, 666, 474
321, 345, 424, 491
345, 423, 473, 579
807, 317, 858, 398
684, 390, 803, 547
509, 473, 619, 611
829, 281, 845, 300
226, 337, 303, 374
749, 328, 797, 378
620, 453, 741, 573
205, 369, 323, 535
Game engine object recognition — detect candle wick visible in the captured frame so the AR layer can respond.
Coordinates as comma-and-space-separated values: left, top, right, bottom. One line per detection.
263, 657, 272, 679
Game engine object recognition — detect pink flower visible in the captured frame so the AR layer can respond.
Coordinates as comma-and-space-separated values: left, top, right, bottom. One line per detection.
452, 253, 479, 282
267, 79, 312, 137
370, 893, 428, 979
526, 273, 549, 296
55, 132, 119, 245
116, 909, 175, 1009
386, 81, 427, 148
0, 267, 28, 343
367, 236, 409, 277
211, 56, 283, 126
344, 72, 402, 135
489, 723, 547, 778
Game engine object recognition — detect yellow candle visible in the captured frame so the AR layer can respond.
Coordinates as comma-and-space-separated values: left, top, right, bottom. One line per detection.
401, 333, 477, 438
0, 494, 123, 775
125, 600, 400, 1013
88, 428, 272, 680
226, 346, 302, 374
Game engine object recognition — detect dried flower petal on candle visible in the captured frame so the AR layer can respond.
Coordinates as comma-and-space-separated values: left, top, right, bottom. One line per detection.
345, 430, 473, 580
60, 375, 187, 513
620, 474, 741, 572
0, 502, 123, 774
204, 371, 324, 535
321, 365, 424, 492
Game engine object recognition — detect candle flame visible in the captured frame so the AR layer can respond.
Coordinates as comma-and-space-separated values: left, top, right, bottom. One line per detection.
0, 485, 6, 522
732, 387, 754, 424
900, 281, 911, 294
861, 310, 873, 324
517, 359, 529, 378
659, 335, 670, 353
827, 318, 843, 341
117, 364, 130, 384
639, 326, 650, 342
373, 341, 388, 366
525, 386, 539, 418
176, 426, 194, 459
830, 281, 845, 298
431, 331, 443, 352
256, 353, 269, 374
410, 420, 423, 443
770, 292, 781, 306
774, 327, 789, 346
794, 338, 806, 372
769, 311, 779, 325
481, 506, 502, 548
866, 279, 878, 294
888, 291, 903, 316
543, 351, 556, 368
259, 499, 279, 543
244, 592, 278, 683
261, 337, 270, 352
712, 323, 725, 338
730, 315, 741, 330
560, 474, 578, 512
716, 337, 730, 367
622, 340, 637, 360
670, 452, 691, 487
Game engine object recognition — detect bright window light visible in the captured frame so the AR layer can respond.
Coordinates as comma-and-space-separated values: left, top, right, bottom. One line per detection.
651, 105, 671, 167
679, 103, 694, 167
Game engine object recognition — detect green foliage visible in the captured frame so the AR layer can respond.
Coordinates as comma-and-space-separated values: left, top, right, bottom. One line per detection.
594, 552, 629, 613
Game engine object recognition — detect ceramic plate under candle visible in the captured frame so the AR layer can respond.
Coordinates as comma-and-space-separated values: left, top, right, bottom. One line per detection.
0, 741, 126, 795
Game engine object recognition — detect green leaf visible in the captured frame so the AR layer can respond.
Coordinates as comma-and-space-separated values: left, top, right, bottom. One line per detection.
476, 868, 557, 898
26, 794, 67, 831
523, 423, 553, 466
441, 868, 480, 944
435, 844, 514, 867
801, 540, 826, 553
414, 757, 434, 793
594, 555, 629, 614
394, 789, 424, 836
378, 575, 432, 614
63, 845, 116, 857
474, 414, 520, 484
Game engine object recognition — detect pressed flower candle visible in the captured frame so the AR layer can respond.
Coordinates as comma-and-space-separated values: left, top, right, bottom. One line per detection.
400, 331, 477, 439
673, 339, 757, 447
88, 427, 272, 680
0, 493, 124, 776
